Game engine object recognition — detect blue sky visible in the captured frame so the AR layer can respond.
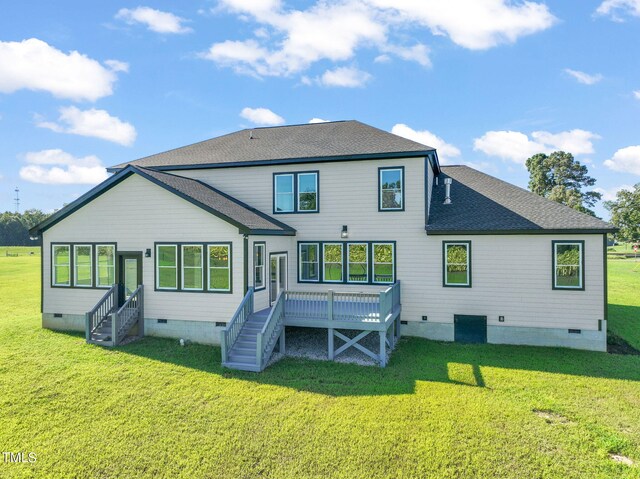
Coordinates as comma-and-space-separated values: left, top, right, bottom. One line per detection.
1, 0, 639, 218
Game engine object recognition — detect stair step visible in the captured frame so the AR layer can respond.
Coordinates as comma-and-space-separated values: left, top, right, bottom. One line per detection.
228, 352, 257, 363
230, 345, 256, 355
234, 340, 257, 349
222, 361, 261, 372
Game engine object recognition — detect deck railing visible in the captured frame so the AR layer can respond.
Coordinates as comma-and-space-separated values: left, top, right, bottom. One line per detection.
112, 285, 143, 345
284, 281, 401, 324
221, 287, 254, 363
256, 291, 285, 369
85, 284, 117, 341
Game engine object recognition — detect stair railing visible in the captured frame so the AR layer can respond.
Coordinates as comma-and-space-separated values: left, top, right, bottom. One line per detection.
221, 287, 254, 363
85, 284, 118, 342
256, 291, 285, 370
111, 285, 143, 346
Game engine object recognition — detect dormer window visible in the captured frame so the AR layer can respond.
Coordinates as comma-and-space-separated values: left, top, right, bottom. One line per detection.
273, 171, 319, 213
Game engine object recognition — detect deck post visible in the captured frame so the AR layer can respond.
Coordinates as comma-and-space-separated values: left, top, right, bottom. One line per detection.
327, 290, 334, 321
328, 329, 334, 360
85, 313, 91, 342
138, 285, 144, 338
379, 330, 386, 367
220, 331, 227, 363
110, 312, 117, 347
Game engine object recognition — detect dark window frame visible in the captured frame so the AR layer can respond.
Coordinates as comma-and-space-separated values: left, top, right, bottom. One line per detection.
297, 240, 396, 285
442, 241, 472, 288
50, 242, 118, 290
552, 240, 585, 291
378, 166, 405, 212
253, 241, 266, 291
273, 170, 319, 214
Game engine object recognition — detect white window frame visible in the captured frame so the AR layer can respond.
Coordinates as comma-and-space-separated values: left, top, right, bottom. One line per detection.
322, 243, 343, 283
444, 242, 470, 287
96, 244, 116, 288
379, 168, 404, 211
254, 243, 265, 290
299, 242, 320, 282
156, 244, 178, 291
52, 244, 71, 287
181, 244, 204, 291
372, 242, 395, 284
274, 173, 295, 213
207, 244, 231, 292
553, 241, 583, 290
73, 244, 93, 288
297, 172, 318, 212
347, 243, 369, 283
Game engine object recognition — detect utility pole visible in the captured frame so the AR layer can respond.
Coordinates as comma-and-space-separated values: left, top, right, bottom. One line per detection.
14, 187, 20, 213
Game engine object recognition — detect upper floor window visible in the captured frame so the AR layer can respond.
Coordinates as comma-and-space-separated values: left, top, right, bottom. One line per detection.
379, 167, 404, 211
553, 241, 584, 290
274, 171, 318, 213
443, 241, 471, 287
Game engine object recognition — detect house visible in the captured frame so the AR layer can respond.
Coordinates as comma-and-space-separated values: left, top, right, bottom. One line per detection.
30, 120, 615, 371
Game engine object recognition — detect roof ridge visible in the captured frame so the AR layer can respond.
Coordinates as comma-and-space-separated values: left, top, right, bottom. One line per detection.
248, 120, 352, 130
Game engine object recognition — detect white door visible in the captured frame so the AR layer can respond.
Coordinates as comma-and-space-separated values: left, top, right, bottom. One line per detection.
269, 253, 287, 305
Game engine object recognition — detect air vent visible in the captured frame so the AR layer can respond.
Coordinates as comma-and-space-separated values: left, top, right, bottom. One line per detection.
157, 319, 168, 324
215, 322, 226, 327
568, 329, 581, 334
401, 321, 408, 325
54, 313, 62, 318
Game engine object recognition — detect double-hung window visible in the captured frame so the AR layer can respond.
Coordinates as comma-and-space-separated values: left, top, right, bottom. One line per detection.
372, 243, 394, 284
74, 245, 92, 287
553, 241, 584, 290
299, 243, 320, 282
182, 245, 203, 291
53, 245, 71, 286
157, 245, 178, 290
348, 243, 368, 283
443, 241, 471, 287
96, 244, 116, 287
208, 244, 231, 292
254, 243, 265, 290
379, 167, 404, 211
323, 243, 343, 282
274, 171, 318, 213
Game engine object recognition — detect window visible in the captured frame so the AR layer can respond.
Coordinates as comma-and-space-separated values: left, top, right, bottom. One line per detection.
254, 243, 265, 290
96, 245, 115, 288
297, 173, 318, 212
208, 244, 231, 292
157, 245, 178, 290
274, 171, 319, 213
379, 167, 404, 211
373, 243, 394, 284
53, 245, 70, 286
182, 245, 203, 290
73, 245, 92, 287
443, 241, 471, 287
348, 243, 368, 283
323, 243, 343, 282
553, 241, 584, 290
299, 243, 319, 282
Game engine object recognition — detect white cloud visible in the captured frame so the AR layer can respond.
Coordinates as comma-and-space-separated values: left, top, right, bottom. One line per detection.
116, 7, 192, 34
594, 184, 634, 201
319, 67, 371, 87
604, 145, 640, 175
36, 106, 137, 146
596, 0, 640, 20
633, 90, 640, 100
0, 38, 121, 101
240, 107, 285, 126
474, 129, 601, 164
19, 149, 109, 185
104, 59, 129, 73
392, 124, 461, 164
564, 68, 603, 85
381, 43, 431, 67
309, 118, 330, 123
369, 0, 557, 50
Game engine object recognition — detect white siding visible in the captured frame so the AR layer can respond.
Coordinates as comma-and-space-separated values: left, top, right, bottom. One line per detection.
43, 175, 245, 322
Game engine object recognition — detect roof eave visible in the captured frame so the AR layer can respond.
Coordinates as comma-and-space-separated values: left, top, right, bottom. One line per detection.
425, 226, 618, 235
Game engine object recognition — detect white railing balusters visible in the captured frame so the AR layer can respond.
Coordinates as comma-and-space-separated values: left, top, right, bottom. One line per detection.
221, 288, 254, 363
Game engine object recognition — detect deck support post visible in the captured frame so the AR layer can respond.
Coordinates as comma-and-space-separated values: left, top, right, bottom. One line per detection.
379, 330, 387, 367
85, 313, 91, 342
110, 312, 117, 347
328, 328, 334, 360
138, 285, 144, 338
327, 290, 334, 321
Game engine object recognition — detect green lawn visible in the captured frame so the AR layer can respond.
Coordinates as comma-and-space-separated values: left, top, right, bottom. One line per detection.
1, 252, 639, 478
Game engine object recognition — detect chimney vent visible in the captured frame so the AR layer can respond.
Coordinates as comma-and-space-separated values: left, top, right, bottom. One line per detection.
444, 177, 452, 204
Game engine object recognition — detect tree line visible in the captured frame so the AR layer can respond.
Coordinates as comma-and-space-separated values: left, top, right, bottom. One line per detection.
0, 210, 50, 246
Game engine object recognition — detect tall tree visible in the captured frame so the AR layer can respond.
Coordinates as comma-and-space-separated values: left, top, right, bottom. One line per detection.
525, 151, 602, 216
604, 184, 640, 242
0, 209, 50, 246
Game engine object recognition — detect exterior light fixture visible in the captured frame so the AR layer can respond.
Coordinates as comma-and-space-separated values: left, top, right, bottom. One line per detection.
341, 225, 349, 238
145, 248, 151, 258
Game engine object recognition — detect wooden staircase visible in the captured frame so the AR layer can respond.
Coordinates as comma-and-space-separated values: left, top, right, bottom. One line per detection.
86, 284, 144, 347
224, 309, 270, 372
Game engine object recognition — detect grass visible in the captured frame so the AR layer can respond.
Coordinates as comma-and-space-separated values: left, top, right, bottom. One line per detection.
1, 251, 639, 478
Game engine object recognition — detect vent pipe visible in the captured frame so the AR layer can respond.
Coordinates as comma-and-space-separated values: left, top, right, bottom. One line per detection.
443, 178, 452, 204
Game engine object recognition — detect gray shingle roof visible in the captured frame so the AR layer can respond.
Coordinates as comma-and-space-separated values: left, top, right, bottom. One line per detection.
109, 120, 435, 171
427, 165, 615, 234
134, 167, 295, 234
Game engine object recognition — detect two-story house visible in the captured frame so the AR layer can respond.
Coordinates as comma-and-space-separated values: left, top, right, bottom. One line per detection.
30, 121, 615, 371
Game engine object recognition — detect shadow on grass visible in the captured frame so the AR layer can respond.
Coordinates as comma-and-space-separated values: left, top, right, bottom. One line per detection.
87, 331, 640, 397
608, 303, 640, 351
